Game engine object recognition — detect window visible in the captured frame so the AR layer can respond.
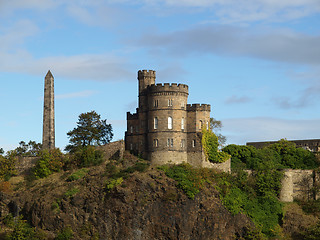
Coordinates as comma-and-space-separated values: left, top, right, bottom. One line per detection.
154, 117, 158, 129
168, 99, 173, 107
181, 118, 185, 130
154, 99, 158, 107
167, 138, 173, 147
168, 116, 173, 129
199, 120, 202, 130
181, 101, 185, 108
130, 143, 133, 150
153, 139, 158, 147
130, 126, 133, 133
181, 139, 185, 148
206, 121, 209, 130
192, 139, 196, 148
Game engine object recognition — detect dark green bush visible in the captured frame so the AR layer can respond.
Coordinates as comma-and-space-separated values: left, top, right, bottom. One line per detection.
33, 149, 65, 178
55, 227, 73, 240
71, 146, 104, 167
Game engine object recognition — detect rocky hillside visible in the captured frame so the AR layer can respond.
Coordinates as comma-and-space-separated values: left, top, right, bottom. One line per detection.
0, 151, 255, 240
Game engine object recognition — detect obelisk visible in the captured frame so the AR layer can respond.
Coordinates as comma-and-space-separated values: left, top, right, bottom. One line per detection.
42, 70, 55, 150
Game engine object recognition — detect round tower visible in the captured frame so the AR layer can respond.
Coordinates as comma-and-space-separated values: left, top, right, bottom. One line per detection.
146, 83, 189, 165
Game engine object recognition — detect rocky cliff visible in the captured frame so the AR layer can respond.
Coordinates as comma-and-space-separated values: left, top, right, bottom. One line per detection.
0, 158, 254, 240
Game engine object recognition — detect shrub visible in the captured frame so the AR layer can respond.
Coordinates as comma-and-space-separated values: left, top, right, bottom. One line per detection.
33, 149, 65, 178
202, 129, 230, 163
55, 227, 73, 240
0, 154, 16, 180
71, 146, 104, 167
105, 177, 123, 192
5, 215, 36, 240
158, 163, 205, 199
64, 187, 79, 198
0, 181, 12, 193
67, 168, 88, 181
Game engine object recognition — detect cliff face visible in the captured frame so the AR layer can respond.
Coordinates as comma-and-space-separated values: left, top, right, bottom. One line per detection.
2, 164, 253, 240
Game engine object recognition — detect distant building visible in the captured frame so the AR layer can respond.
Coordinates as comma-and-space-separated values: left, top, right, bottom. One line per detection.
247, 139, 320, 152
125, 70, 223, 168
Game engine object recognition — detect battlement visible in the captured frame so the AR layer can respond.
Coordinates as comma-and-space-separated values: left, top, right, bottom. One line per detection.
138, 70, 156, 79
187, 104, 211, 111
127, 112, 139, 120
147, 83, 189, 94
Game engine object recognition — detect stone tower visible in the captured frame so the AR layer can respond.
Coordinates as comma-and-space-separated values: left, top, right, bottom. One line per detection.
42, 70, 55, 150
125, 70, 211, 166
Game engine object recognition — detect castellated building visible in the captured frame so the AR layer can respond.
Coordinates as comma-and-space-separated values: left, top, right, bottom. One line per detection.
125, 70, 218, 167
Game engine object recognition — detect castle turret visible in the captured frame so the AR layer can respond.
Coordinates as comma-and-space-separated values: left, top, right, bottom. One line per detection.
138, 70, 156, 95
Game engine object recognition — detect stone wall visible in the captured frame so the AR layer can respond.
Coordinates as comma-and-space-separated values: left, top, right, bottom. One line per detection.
280, 169, 314, 202
15, 156, 38, 175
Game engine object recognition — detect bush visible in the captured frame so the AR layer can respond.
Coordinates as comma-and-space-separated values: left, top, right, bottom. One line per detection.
0, 153, 16, 180
33, 149, 65, 178
105, 177, 123, 192
71, 146, 104, 167
202, 129, 230, 163
158, 163, 205, 199
64, 187, 79, 198
55, 227, 73, 240
5, 215, 36, 240
67, 168, 88, 181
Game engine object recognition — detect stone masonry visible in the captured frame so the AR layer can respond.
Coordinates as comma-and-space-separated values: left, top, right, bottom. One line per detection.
125, 70, 230, 171
42, 70, 55, 150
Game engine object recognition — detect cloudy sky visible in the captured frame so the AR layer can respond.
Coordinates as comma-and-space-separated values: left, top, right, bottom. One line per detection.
1, 0, 320, 151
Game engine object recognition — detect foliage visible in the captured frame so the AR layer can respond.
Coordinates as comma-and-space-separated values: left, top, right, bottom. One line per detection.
202, 128, 230, 163
14, 140, 42, 157
214, 171, 283, 237
33, 149, 65, 178
300, 221, 320, 240
158, 163, 207, 199
210, 117, 227, 147
105, 177, 123, 192
67, 168, 88, 181
0, 148, 4, 155
64, 187, 79, 198
69, 146, 104, 167
105, 160, 150, 179
66, 111, 113, 152
55, 227, 73, 240
223, 139, 319, 170
0, 181, 12, 193
5, 215, 36, 240
0, 153, 16, 180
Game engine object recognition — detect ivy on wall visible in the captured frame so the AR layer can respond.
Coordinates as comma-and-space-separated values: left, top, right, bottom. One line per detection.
202, 129, 230, 163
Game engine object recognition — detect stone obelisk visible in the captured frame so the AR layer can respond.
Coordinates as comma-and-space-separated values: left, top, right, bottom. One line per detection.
42, 70, 55, 150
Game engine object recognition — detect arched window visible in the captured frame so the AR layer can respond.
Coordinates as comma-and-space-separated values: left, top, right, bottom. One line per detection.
181, 118, 185, 130
199, 120, 202, 130
154, 117, 158, 129
206, 121, 209, 130
168, 117, 173, 129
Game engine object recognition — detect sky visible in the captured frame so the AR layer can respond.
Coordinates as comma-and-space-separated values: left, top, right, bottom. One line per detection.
0, 0, 320, 152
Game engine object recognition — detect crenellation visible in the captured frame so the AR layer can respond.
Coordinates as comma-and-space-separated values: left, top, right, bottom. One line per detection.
125, 69, 229, 171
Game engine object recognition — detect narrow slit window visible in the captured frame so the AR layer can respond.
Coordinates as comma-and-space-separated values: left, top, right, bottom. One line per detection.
154, 117, 158, 129
192, 139, 196, 148
181, 118, 185, 130
199, 120, 202, 130
168, 99, 173, 106
168, 116, 173, 129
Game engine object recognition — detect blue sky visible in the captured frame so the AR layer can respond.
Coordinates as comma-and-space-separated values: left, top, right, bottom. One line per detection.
1, 0, 320, 152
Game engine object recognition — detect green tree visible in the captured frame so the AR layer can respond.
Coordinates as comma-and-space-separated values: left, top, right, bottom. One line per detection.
210, 117, 226, 147
0, 148, 4, 155
66, 111, 113, 152
15, 140, 42, 156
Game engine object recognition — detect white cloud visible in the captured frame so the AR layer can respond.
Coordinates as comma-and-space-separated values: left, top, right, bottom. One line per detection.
134, 25, 320, 66
225, 95, 252, 104
222, 117, 320, 145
